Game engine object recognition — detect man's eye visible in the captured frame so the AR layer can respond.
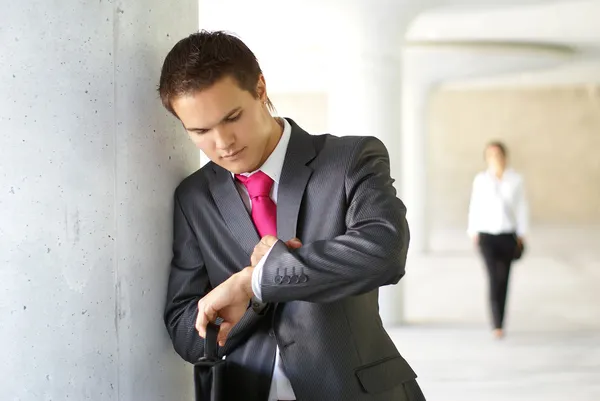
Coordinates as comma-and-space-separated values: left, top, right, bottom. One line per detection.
226, 113, 242, 122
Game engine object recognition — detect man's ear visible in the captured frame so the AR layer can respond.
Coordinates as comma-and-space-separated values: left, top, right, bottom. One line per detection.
256, 75, 267, 102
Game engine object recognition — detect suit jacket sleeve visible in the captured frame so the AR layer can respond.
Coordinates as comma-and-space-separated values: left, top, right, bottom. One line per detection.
259, 136, 410, 303
164, 191, 270, 362
163, 192, 212, 363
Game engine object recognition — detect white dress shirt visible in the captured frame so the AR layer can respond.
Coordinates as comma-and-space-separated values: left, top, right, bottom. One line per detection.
467, 168, 529, 237
232, 117, 296, 401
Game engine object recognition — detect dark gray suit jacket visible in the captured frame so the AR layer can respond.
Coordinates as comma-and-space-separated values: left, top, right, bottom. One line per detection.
165, 119, 425, 401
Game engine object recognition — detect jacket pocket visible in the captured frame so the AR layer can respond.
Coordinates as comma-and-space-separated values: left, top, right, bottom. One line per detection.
355, 355, 417, 394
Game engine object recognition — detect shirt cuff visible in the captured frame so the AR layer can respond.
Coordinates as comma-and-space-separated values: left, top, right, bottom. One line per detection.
251, 243, 276, 302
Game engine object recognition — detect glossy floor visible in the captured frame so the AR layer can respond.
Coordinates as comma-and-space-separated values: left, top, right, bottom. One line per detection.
388, 226, 600, 401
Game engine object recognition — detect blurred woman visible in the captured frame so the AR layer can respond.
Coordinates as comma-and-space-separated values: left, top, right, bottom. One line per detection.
468, 141, 529, 339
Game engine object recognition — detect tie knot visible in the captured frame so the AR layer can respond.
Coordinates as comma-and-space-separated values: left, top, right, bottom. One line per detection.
235, 171, 274, 198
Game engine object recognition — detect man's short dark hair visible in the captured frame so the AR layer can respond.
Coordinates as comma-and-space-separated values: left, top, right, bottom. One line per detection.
158, 30, 273, 116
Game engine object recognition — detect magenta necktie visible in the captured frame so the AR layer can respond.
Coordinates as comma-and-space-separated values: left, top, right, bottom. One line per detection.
235, 171, 277, 237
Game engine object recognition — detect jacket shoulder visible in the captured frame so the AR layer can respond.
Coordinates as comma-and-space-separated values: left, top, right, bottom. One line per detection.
174, 162, 214, 201
312, 133, 387, 160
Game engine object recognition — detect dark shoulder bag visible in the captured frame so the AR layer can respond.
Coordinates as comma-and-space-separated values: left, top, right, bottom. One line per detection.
194, 323, 226, 401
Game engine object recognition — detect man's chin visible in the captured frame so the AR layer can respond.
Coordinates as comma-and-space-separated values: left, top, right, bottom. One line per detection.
220, 161, 252, 175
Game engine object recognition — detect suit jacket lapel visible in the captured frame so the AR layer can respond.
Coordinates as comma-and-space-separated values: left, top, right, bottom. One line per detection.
209, 165, 260, 257
277, 119, 316, 241
208, 119, 316, 256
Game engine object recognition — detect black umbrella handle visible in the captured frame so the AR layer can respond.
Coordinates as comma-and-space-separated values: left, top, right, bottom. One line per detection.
203, 322, 219, 361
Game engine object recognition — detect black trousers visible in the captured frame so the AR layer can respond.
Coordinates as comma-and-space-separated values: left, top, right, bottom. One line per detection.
478, 233, 518, 329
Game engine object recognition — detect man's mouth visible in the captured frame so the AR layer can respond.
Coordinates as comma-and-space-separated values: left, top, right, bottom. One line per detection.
222, 148, 245, 159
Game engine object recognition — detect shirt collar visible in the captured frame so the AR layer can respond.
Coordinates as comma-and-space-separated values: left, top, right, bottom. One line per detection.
233, 117, 291, 183
486, 167, 515, 180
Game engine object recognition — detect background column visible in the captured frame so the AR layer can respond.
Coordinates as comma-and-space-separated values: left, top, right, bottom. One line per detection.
325, 4, 422, 326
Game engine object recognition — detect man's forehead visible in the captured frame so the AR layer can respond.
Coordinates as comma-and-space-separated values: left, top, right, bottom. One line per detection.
179, 100, 242, 130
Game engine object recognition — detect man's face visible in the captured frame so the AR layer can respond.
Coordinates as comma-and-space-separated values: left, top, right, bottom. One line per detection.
171, 76, 273, 174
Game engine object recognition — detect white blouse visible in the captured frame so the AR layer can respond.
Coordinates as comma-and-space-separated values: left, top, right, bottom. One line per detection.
467, 168, 529, 237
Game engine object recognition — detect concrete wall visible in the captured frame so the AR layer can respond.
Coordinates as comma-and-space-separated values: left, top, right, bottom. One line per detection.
0, 1, 198, 400
428, 85, 600, 229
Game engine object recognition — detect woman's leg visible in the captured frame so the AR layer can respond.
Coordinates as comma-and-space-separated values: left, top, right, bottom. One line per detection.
495, 260, 511, 329
479, 234, 503, 330
495, 234, 517, 330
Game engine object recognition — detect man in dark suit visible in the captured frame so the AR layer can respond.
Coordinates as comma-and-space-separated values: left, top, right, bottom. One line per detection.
159, 30, 425, 401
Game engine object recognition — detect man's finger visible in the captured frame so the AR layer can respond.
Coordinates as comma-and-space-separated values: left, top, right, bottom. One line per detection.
251, 240, 272, 266
196, 303, 218, 338
260, 235, 279, 247
250, 252, 262, 267
195, 311, 207, 338
217, 322, 234, 346
286, 238, 302, 249
195, 300, 205, 336
253, 242, 268, 252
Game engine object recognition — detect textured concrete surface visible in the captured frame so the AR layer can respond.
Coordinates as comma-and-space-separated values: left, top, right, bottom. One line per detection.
0, 1, 198, 400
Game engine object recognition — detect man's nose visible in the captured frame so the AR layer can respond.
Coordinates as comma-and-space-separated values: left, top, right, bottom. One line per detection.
214, 126, 235, 150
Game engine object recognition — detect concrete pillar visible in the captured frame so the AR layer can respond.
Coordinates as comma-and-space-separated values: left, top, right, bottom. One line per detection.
401, 78, 431, 254
325, 5, 422, 326
0, 1, 198, 400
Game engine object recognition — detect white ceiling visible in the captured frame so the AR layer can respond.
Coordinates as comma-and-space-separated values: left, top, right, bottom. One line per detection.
198, 0, 600, 91
407, 0, 600, 46
407, 1, 600, 87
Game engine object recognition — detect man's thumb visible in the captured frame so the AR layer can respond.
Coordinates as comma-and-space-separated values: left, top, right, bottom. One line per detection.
286, 238, 302, 249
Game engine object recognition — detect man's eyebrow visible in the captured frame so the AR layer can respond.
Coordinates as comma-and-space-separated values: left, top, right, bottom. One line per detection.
185, 107, 242, 131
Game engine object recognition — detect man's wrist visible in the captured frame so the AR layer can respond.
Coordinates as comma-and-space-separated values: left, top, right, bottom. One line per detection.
237, 266, 255, 299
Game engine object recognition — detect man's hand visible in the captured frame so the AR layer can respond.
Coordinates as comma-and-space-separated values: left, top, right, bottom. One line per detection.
251, 235, 302, 267
195, 267, 254, 346
197, 236, 303, 345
